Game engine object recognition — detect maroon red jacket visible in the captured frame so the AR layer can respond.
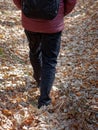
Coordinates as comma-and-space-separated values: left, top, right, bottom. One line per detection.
13, 0, 76, 33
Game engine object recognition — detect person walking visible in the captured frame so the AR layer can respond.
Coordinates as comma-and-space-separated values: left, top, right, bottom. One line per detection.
13, 0, 76, 108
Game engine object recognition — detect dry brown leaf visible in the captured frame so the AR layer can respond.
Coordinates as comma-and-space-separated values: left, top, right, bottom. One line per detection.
2, 109, 13, 116
22, 116, 34, 126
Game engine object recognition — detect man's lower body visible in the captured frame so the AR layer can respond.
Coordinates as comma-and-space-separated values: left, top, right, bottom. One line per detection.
25, 30, 62, 108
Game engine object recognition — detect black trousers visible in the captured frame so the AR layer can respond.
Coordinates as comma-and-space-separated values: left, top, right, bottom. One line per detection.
25, 30, 62, 108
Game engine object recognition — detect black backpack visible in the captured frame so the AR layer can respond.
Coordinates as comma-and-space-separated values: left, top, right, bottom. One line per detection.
21, 0, 60, 20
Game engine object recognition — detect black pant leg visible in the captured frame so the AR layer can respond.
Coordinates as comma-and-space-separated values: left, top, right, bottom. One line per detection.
25, 30, 42, 84
38, 31, 62, 108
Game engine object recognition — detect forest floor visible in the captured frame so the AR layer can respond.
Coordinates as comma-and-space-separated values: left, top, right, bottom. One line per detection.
0, 1, 98, 130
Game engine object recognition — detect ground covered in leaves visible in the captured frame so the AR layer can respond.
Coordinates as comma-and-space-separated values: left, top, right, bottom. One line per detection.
0, 0, 98, 130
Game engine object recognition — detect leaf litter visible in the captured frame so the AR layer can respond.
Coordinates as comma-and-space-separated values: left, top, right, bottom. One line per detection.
0, 0, 98, 130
